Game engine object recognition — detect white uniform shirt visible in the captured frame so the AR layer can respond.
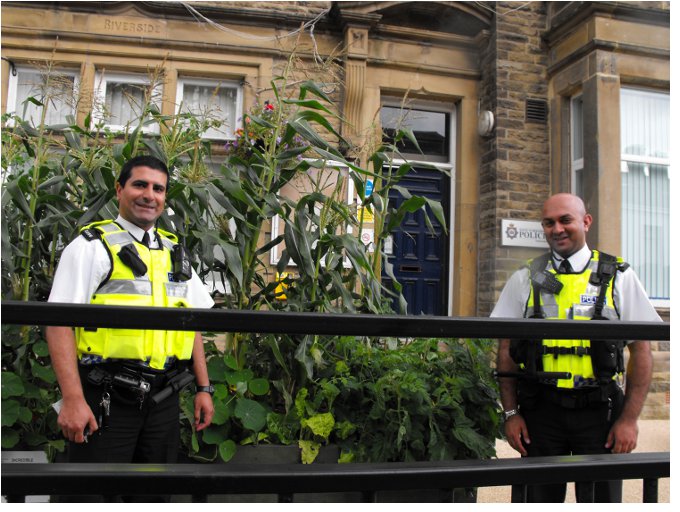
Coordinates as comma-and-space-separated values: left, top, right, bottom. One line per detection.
48, 215, 214, 309
490, 244, 661, 324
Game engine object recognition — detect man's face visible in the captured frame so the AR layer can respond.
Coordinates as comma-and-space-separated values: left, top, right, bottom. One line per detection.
116, 165, 167, 230
541, 194, 592, 258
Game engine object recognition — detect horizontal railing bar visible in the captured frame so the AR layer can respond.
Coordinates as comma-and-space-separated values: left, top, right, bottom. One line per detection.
1, 452, 669, 497
0, 301, 670, 340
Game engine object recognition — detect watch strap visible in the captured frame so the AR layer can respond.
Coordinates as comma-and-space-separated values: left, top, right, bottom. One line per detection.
196, 385, 214, 395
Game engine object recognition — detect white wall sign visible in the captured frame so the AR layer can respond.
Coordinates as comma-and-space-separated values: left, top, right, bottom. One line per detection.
501, 219, 548, 248
361, 228, 375, 252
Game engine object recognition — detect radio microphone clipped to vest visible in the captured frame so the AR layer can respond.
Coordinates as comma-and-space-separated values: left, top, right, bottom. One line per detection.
531, 269, 563, 294
118, 243, 148, 277
172, 244, 192, 282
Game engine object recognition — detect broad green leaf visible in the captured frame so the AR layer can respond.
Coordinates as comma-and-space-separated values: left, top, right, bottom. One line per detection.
1, 427, 20, 449
248, 378, 270, 396
234, 398, 267, 432
224, 353, 239, 370
5, 180, 34, 222
212, 399, 231, 426
32, 340, 50, 357
1, 400, 20, 426
30, 361, 56, 384
299, 439, 320, 464
218, 439, 237, 462
1, 372, 24, 399
298, 80, 335, 104
207, 357, 228, 382
247, 113, 275, 130
225, 369, 254, 386
37, 175, 66, 190
201, 425, 229, 445
18, 406, 33, 423
302, 412, 335, 440
24, 431, 48, 447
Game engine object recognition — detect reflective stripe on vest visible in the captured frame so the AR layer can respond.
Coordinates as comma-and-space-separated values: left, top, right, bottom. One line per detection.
75, 220, 194, 370
525, 250, 620, 389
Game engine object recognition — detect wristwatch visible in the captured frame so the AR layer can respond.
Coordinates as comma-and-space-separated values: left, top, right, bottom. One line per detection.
196, 384, 215, 396
503, 408, 519, 420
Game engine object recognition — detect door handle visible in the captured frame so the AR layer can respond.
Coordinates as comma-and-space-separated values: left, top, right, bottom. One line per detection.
400, 265, 422, 273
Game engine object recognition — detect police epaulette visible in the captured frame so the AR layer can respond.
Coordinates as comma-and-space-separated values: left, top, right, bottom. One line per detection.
617, 262, 630, 272
81, 228, 101, 242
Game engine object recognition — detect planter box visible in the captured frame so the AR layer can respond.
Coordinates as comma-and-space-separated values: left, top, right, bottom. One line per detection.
1, 450, 50, 503
175, 445, 477, 503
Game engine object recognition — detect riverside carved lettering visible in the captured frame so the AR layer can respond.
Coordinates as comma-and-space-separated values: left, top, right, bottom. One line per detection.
103, 18, 161, 34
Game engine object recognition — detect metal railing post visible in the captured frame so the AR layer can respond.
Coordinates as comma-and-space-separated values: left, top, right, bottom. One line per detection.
511, 484, 527, 502
643, 478, 659, 503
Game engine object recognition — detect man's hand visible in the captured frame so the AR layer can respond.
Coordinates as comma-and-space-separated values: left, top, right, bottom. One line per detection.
504, 414, 530, 456
194, 392, 214, 432
604, 340, 651, 454
58, 396, 98, 443
605, 417, 638, 453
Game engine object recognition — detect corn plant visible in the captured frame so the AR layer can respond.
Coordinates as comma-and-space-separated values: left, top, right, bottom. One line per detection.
1, 57, 457, 463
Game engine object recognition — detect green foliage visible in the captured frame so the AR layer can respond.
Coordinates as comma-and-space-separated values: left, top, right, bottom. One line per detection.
318, 337, 502, 463
1, 326, 64, 458
1, 60, 500, 466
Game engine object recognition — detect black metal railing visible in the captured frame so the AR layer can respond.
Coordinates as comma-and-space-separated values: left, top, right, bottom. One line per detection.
1, 300, 671, 503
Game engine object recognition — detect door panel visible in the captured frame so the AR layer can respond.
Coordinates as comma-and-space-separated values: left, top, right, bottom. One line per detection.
382, 166, 449, 315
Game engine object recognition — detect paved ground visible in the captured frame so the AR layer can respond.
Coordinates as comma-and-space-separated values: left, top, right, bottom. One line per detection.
477, 419, 670, 503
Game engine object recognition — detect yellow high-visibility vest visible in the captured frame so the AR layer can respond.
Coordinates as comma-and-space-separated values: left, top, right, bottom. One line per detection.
75, 220, 195, 369
525, 250, 621, 388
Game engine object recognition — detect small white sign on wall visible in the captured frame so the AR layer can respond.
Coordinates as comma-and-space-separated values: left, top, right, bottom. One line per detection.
501, 219, 549, 248
361, 228, 375, 252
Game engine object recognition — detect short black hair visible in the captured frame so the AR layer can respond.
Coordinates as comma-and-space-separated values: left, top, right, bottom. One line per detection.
118, 155, 169, 187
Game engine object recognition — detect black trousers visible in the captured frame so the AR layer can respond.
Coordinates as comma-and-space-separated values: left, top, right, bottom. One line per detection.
56, 365, 181, 502
520, 388, 623, 503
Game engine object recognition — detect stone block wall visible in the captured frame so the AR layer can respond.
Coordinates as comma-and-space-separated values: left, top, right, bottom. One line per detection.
478, 2, 550, 316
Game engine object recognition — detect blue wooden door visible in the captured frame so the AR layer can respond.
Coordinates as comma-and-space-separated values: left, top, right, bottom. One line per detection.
382, 166, 449, 315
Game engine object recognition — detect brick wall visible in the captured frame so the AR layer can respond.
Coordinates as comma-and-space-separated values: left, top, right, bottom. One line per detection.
478, 2, 551, 315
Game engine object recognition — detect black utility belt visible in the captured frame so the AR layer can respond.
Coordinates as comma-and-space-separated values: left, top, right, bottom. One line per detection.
79, 360, 194, 408
538, 381, 619, 409
81, 360, 182, 389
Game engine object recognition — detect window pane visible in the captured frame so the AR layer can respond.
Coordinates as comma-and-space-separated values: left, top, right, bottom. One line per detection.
620, 88, 670, 300
182, 84, 237, 139
381, 106, 449, 158
104, 82, 148, 126
621, 89, 669, 159
14, 70, 75, 126
621, 162, 669, 299
571, 96, 583, 161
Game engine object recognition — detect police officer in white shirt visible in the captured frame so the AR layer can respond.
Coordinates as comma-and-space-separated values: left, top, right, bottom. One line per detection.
492, 193, 660, 502
46, 155, 214, 500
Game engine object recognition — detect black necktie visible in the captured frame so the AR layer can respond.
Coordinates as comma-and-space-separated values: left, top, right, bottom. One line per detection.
141, 231, 150, 248
559, 259, 572, 274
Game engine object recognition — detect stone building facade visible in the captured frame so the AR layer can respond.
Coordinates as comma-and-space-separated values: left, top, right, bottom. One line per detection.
1, 1, 670, 417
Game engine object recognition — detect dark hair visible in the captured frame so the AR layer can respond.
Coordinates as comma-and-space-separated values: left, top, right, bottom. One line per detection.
117, 155, 169, 187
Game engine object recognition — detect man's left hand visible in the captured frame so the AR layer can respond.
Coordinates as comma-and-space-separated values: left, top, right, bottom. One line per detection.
194, 392, 214, 432
605, 417, 639, 453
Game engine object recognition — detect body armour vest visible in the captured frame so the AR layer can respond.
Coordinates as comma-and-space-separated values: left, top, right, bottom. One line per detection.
75, 220, 195, 370
522, 250, 624, 389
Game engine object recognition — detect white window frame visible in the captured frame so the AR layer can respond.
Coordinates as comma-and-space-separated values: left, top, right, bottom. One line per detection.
93, 71, 161, 134
175, 77, 243, 140
5, 65, 79, 128
570, 94, 584, 197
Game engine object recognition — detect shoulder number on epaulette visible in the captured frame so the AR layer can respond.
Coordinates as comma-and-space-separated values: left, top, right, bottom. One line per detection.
81, 228, 101, 242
